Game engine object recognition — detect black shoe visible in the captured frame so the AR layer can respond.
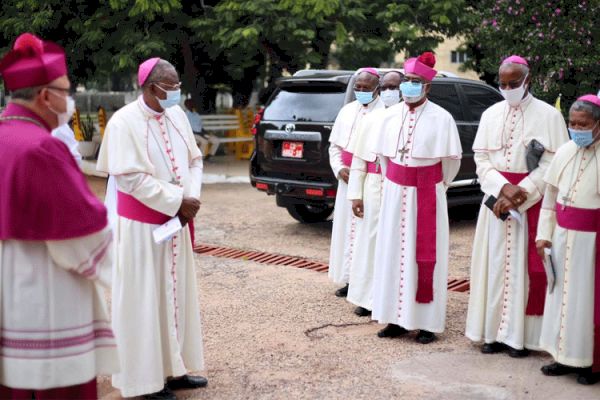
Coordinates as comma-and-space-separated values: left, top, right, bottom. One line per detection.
507, 346, 530, 358
167, 375, 208, 390
541, 362, 577, 376
481, 342, 505, 354
377, 324, 408, 338
577, 369, 600, 385
415, 330, 436, 344
354, 306, 371, 317
335, 284, 349, 297
143, 386, 176, 400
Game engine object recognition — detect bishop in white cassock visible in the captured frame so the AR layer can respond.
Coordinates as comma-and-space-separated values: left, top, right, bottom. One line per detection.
371, 53, 462, 344
346, 71, 403, 316
328, 68, 384, 297
465, 56, 568, 357
97, 58, 207, 399
536, 95, 600, 385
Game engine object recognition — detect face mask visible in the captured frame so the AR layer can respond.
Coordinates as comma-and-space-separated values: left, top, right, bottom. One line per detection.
155, 85, 181, 109
569, 124, 598, 147
500, 75, 528, 107
48, 91, 75, 127
381, 89, 400, 107
354, 90, 375, 105
400, 81, 425, 104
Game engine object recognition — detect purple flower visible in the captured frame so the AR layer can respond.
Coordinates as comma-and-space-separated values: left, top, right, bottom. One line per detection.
555, 8, 561, 15
492, 19, 498, 27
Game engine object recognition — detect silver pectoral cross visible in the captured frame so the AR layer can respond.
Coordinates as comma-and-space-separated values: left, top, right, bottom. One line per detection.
398, 147, 409, 162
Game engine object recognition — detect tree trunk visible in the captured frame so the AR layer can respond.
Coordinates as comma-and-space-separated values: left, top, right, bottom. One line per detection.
181, 38, 212, 113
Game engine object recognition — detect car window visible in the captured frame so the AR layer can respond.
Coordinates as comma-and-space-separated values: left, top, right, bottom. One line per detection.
462, 84, 503, 121
428, 83, 464, 121
264, 85, 346, 122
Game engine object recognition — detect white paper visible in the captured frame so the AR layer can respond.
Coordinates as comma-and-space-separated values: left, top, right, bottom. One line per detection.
508, 209, 523, 224
543, 248, 555, 294
152, 217, 183, 244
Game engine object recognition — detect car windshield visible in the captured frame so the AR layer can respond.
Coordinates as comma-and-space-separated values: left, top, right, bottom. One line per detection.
264, 84, 346, 122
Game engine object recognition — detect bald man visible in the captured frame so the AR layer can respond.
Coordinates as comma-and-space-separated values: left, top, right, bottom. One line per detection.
98, 58, 207, 399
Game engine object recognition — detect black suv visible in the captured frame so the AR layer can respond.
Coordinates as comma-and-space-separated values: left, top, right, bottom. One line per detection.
250, 69, 503, 223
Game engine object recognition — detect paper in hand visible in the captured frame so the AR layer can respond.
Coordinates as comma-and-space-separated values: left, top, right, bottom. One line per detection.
152, 217, 183, 244
543, 248, 556, 294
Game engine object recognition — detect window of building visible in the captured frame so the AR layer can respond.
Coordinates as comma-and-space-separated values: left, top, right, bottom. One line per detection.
451, 51, 469, 64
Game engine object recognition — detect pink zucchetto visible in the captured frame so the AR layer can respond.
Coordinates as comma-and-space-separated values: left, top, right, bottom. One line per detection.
403, 52, 437, 81
577, 93, 600, 108
0, 33, 68, 91
358, 67, 380, 78
501, 55, 529, 67
138, 57, 161, 87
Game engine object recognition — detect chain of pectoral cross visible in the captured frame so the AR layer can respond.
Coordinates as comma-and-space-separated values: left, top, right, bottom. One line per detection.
0, 116, 45, 129
561, 149, 597, 208
397, 102, 427, 162
149, 117, 180, 186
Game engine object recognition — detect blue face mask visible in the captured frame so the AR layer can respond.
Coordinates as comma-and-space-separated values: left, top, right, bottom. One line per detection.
400, 81, 423, 97
569, 127, 597, 147
354, 90, 375, 105
156, 86, 181, 109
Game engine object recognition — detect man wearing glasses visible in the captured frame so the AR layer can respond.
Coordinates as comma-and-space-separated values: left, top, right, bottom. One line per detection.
328, 67, 385, 298
98, 58, 207, 400
370, 53, 462, 344
0, 33, 118, 399
466, 55, 568, 358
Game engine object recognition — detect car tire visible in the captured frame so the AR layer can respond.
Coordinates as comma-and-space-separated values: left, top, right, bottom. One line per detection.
286, 204, 333, 223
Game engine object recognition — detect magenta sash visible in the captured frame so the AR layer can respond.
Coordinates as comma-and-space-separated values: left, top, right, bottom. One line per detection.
386, 161, 442, 303
366, 161, 380, 174
117, 191, 196, 245
556, 205, 600, 372
341, 150, 353, 168
499, 171, 545, 316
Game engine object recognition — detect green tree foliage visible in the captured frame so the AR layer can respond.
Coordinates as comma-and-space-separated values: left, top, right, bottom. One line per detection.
0, 0, 469, 108
465, 0, 600, 108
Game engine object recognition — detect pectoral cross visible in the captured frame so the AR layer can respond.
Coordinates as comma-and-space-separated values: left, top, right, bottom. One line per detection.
170, 179, 180, 186
398, 147, 409, 162
561, 195, 571, 210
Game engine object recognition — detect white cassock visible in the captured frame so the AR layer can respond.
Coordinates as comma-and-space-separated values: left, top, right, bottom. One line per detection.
97, 96, 205, 397
465, 94, 568, 350
537, 140, 600, 368
346, 107, 389, 309
371, 100, 462, 332
0, 227, 117, 389
52, 124, 82, 166
328, 98, 385, 285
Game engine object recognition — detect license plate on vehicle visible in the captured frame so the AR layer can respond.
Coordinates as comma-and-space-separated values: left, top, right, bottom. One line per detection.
282, 141, 304, 158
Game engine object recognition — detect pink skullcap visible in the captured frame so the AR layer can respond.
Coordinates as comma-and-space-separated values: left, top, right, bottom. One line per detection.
358, 67, 380, 78
403, 52, 437, 81
138, 57, 161, 87
501, 55, 529, 66
577, 94, 600, 108
0, 33, 67, 91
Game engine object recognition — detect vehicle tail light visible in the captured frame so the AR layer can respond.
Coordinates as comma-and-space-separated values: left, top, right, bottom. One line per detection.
256, 182, 269, 191
305, 188, 324, 196
325, 189, 337, 198
251, 106, 265, 136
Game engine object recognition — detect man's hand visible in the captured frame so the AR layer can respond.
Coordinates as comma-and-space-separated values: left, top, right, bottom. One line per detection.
536, 240, 552, 259
500, 183, 528, 207
352, 199, 364, 218
177, 197, 201, 226
339, 168, 350, 184
492, 195, 514, 218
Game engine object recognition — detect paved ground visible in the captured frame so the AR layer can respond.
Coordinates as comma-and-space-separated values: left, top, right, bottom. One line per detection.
87, 159, 599, 400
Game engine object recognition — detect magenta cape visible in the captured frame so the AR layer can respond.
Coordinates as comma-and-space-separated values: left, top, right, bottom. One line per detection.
0, 103, 107, 240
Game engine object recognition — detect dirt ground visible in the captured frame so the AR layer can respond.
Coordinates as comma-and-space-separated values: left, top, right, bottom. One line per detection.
87, 177, 598, 400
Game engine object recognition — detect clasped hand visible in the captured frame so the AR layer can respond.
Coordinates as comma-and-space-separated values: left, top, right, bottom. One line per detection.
493, 183, 528, 218
177, 197, 201, 226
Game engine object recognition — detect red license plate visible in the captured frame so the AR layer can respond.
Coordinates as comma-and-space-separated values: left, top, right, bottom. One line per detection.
282, 141, 304, 158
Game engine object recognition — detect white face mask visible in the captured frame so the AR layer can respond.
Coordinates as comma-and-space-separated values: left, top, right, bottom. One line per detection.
500, 74, 528, 107
48, 90, 76, 127
381, 89, 401, 107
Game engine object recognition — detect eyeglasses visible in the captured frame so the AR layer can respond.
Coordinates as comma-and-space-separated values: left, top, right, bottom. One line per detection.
46, 86, 71, 94
401, 78, 425, 84
152, 81, 182, 90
